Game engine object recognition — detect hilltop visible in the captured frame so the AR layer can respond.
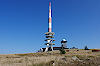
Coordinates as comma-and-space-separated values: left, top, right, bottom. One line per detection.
0, 49, 100, 66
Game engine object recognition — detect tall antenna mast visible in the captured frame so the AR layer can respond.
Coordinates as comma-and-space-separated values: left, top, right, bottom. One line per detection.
44, 2, 55, 52
48, 2, 52, 32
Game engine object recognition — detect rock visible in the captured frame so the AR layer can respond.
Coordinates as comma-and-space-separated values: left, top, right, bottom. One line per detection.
72, 56, 78, 61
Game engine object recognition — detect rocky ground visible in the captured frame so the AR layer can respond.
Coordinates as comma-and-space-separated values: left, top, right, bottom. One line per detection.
0, 50, 100, 66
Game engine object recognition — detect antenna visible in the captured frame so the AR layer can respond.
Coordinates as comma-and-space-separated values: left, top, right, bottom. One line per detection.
44, 2, 55, 52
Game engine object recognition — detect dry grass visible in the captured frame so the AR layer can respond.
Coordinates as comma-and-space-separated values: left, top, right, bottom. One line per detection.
0, 49, 100, 66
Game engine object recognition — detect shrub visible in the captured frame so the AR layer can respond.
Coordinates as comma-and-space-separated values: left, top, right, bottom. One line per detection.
59, 48, 66, 54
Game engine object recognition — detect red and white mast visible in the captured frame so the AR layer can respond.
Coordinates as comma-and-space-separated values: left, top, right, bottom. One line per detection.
48, 2, 52, 32
44, 2, 55, 52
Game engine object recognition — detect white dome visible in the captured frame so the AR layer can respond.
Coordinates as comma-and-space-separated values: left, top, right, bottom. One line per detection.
62, 39, 66, 41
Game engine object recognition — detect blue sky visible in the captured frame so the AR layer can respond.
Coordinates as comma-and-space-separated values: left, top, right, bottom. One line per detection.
0, 0, 100, 54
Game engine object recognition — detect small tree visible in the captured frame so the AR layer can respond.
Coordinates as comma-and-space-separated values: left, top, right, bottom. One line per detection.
59, 45, 66, 54
84, 46, 89, 50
